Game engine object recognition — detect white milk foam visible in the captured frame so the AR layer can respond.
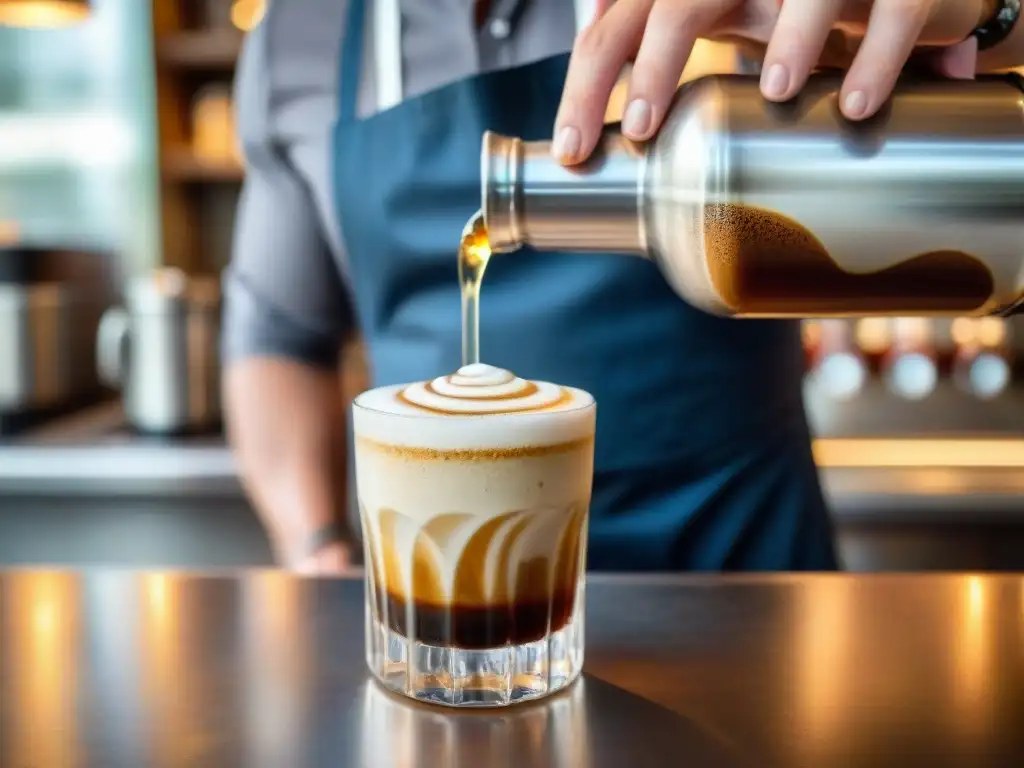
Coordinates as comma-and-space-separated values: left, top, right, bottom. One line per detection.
353, 363, 595, 451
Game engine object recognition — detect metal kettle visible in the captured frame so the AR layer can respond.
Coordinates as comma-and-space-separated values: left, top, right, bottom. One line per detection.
97, 269, 221, 435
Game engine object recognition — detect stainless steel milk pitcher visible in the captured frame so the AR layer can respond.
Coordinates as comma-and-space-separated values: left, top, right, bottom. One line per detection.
481, 74, 1024, 318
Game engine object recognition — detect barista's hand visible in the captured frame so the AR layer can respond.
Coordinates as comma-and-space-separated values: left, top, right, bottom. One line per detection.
295, 541, 353, 576
267, 516, 354, 575
554, 0, 984, 165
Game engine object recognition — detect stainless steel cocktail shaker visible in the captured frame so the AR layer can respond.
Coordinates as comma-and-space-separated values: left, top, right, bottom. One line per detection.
481, 74, 1024, 318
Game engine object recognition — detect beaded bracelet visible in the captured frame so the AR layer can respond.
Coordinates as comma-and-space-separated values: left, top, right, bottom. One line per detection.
974, 0, 1021, 52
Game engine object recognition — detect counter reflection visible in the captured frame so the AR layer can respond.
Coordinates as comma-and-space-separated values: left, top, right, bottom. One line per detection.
357, 676, 589, 768
241, 571, 314, 768
784, 576, 1024, 764
0, 571, 82, 767
954, 576, 995, 740
137, 574, 245, 768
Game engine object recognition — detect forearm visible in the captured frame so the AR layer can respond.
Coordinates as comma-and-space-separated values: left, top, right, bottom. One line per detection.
923, 0, 1024, 71
835, 0, 982, 44
224, 356, 349, 565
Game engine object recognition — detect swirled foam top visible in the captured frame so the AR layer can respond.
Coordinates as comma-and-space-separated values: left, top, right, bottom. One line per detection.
353, 364, 595, 452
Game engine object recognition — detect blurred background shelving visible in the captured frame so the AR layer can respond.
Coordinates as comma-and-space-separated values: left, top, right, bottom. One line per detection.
150, 0, 256, 274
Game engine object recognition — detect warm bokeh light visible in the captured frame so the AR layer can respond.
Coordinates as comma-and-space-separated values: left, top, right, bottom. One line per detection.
855, 317, 891, 354
893, 317, 932, 347
0, 220, 18, 245
192, 85, 239, 164
975, 318, 1007, 349
801, 320, 822, 350
230, 0, 266, 32
0, 0, 89, 28
819, 317, 854, 349
813, 438, 1024, 468
950, 317, 977, 347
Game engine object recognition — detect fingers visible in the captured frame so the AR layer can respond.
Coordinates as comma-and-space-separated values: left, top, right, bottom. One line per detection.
839, 0, 934, 120
559, 0, 958, 157
554, 0, 652, 164
760, 0, 845, 101
623, 0, 735, 141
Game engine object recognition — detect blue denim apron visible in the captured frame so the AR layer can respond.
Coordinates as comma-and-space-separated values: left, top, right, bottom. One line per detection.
333, 0, 838, 571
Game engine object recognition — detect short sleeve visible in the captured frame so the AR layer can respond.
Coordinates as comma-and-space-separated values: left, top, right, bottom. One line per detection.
223, 22, 352, 370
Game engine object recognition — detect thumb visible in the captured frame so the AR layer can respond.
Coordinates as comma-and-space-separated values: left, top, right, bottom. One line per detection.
928, 37, 978, 79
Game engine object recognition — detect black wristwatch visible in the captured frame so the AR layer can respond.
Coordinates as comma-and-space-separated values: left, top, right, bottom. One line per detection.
974, 0, 1021, 51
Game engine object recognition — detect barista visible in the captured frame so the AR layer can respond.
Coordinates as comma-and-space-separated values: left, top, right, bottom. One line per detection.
224, 0, 1024, 573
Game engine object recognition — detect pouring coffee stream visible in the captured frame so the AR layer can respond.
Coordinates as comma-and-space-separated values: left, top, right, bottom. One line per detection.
472, 73, 1024, 320
459, 211, 491, 367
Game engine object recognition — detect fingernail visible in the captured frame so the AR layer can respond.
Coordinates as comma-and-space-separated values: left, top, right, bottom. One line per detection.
622, 99, 653, 139
843, 90, 868, 119
761, 63, 790, 100
552, 125, 582, 162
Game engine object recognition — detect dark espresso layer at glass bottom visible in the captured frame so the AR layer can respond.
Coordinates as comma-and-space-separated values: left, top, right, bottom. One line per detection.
380, 589, 577, 649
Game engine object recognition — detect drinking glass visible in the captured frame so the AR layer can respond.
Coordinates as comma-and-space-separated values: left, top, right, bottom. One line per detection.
353, 389, 594, 707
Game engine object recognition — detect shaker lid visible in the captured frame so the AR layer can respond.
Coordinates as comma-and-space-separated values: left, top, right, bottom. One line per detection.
126, 268, 221, 311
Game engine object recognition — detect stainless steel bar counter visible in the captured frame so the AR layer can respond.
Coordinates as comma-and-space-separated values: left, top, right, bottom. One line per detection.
0, 572, 1021, 767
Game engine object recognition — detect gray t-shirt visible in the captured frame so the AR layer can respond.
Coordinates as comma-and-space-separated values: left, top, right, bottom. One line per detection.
225, 0, 586, 366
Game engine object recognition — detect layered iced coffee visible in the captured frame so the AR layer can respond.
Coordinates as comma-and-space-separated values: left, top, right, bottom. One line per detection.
353, 363, 595, 707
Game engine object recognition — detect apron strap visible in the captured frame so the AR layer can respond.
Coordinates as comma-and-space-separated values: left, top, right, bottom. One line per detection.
373, 0, 403, 112
338, 0, 366, 123
573, 0, 598, 37
372, 0, 600, 113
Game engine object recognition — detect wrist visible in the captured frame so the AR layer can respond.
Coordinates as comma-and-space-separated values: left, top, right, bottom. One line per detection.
922, 0, 988, 45
836, 0, 986, 45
